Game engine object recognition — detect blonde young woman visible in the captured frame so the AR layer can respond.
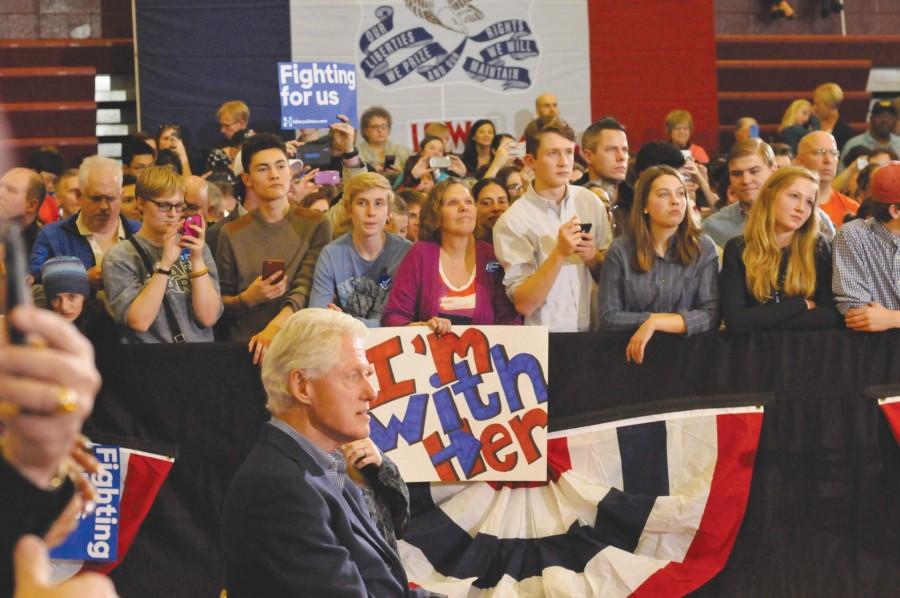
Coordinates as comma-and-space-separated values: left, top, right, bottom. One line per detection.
778, 99, 816, 153
597, 165, 719, 364
719, 166, 840, 332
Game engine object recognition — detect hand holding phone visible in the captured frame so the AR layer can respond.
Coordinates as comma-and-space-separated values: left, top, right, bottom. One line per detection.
2, 221, 31, 344
261, 259, 286, 285
383, 155, 397, 170
429, 156, 451, 169
314, 170, 341, 185
578, 222, 593, 234
508, 142, 526, 159
182, 215, 203, 239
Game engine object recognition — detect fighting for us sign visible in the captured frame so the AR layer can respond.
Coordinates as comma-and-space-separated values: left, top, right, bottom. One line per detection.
289, 0, 591, 146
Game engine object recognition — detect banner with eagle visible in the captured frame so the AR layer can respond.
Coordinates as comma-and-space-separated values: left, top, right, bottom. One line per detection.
290, 0, 592, 148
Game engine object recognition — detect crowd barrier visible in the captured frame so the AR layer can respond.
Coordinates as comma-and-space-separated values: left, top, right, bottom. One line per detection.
85, 329, 900, 597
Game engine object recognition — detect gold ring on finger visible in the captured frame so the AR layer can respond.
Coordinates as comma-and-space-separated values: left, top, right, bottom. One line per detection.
56, 386, 79, 414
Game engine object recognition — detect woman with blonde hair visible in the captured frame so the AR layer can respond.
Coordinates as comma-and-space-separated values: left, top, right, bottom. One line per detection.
382, 177, 520, 333
719, 166, 840, 332
812, 82, 854, 152
778, 99, 815, 153
597, 165, 719, 364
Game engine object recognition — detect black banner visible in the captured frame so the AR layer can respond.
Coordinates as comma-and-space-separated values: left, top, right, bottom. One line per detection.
87, 329, 900, 597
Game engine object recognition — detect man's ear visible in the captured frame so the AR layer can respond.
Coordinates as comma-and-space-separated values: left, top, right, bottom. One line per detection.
581, 147, 594, 163
24, 197, 40, 218
523, 153, 536, 170
289, 369, 313, 406
241, 170, 252, 190
890, 203, 900, 220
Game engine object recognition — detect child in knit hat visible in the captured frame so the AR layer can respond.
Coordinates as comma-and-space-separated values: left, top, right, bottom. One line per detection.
40, 256, 89, 322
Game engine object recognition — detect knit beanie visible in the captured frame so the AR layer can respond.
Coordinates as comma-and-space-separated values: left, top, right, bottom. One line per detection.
41, 256, 89, 301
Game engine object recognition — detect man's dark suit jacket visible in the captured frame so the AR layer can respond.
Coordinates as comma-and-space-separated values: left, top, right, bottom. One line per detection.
221, 423, 419, 597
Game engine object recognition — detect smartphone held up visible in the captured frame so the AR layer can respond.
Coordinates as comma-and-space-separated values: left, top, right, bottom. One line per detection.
1, 220, 31, 344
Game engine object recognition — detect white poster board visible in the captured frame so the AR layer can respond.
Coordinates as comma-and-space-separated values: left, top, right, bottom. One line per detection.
365, 326, 549, 482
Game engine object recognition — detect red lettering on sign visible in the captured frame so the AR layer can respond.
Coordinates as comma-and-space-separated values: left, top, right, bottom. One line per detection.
366, 336, 416, 409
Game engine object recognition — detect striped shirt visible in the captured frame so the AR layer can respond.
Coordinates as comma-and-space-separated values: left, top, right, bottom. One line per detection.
832, 218, 900, 314
268, 417, 348, 492
597, 234, 720, 335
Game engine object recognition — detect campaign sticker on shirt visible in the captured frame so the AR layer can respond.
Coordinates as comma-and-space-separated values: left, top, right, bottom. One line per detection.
485, 261, 501, 274
378, 273, 392, 290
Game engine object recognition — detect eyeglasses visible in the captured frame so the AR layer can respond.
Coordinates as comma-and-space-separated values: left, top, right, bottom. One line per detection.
808, 148, 840, 158
366, 123, 389, 131
145, 198, 186, 213
507, 183, 523, 191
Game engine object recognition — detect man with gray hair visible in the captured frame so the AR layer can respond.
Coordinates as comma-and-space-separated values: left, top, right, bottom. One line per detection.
29, 155, 140, 287
222, 308, 434, 597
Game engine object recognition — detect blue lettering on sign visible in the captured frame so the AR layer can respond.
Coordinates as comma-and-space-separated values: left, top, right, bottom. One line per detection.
368, 338, 549, 479
357, 5, 539, 90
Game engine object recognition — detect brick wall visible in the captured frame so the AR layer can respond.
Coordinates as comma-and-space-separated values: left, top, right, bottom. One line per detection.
0, 0, 102, 39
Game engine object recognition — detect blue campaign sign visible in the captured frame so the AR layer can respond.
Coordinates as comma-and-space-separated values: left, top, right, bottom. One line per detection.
49, 445, 121, 562
278, 62, 358, 130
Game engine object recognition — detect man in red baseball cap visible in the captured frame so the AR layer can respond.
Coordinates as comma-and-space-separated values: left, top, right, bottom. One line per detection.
833, 161, 900, 331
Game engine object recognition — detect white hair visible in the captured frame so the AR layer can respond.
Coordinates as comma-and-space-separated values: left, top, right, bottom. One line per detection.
78, 155, 122, 192
261, 308, 368, 415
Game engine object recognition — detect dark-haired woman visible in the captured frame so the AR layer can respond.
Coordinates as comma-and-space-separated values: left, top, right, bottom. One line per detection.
719, 166, 840, 332
597, 165, 718, 363
460, 119, 495, 176
472, 177, 510, 243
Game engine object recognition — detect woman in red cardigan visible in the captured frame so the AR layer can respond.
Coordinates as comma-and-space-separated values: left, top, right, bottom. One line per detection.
381, 178, 522, 332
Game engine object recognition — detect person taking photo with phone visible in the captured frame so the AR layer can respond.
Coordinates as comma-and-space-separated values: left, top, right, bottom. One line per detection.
102, 166, 222, 343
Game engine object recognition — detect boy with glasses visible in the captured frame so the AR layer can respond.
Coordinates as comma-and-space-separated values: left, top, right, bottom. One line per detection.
102, 166, 222, 343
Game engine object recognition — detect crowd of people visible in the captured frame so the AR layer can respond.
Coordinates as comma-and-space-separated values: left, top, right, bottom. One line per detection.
4, 86, 900, 361
3, 84, 900, 596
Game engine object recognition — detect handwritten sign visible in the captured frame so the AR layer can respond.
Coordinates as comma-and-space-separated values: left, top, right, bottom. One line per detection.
278, 61, 358, 129
366, 326, 548, 482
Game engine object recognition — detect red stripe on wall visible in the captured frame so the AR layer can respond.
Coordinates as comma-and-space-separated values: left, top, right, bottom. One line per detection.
587, 0, 719, 154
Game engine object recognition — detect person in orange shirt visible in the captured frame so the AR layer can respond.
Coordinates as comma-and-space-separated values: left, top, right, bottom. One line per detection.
795, 131, 858, 228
